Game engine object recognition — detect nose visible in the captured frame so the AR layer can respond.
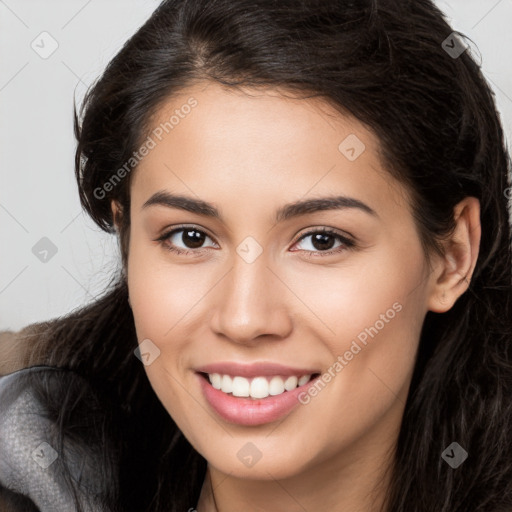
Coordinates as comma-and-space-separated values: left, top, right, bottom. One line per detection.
209, 252, 293, 346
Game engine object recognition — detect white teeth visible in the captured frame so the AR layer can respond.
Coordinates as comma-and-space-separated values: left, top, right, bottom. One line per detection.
209, 373, 222, 389
284, 376, 298, 391
298, 375, 310, 386
207, 373, 313, 399
268, 376, 285, 395
232, 376, 250, 397
221, 374, 233, 393
250, 377, 270, 399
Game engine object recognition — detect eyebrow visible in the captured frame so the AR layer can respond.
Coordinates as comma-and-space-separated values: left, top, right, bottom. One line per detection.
142, 190, 378, 222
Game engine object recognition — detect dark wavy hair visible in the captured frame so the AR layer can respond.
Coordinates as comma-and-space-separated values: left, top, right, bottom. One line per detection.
22, 0, 512, 510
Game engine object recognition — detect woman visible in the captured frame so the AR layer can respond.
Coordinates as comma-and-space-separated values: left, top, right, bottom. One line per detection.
1, 0, 511, 510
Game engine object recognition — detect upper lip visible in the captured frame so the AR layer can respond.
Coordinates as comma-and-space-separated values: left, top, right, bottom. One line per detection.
195, 362, 320, 378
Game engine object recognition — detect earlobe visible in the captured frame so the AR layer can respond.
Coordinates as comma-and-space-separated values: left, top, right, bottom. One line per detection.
111, 200, 122, 231
427, 197, 481, 313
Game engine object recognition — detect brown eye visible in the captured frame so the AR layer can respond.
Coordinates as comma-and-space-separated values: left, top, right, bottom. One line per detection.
177, 228, 207, 249
293, 228, 354, 255
309, 232, 337, 251
156, 226, 218, 255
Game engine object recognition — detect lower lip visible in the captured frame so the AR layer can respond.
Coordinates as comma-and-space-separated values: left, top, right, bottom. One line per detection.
197, 373, 318, 426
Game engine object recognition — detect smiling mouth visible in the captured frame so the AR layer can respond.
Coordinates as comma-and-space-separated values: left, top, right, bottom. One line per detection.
198, 372, 320, 400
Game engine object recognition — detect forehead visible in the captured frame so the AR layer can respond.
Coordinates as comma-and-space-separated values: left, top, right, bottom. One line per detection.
131, 80, 411, 220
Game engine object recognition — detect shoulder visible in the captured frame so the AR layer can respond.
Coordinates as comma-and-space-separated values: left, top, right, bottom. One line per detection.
0, 322, 52, 376
0, 366, 119, 511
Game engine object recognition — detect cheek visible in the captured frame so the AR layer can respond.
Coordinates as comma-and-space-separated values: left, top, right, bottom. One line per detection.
286, 242, 427, 419
280, 240, 428, 354
288, 290, 425, 467
126, 228, 208, 338
125, 231, 215, 420
126, 240, 203, 433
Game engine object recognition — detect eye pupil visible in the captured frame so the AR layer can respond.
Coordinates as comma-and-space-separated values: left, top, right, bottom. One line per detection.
183, 229, 205, 249
312, 233, 335, 251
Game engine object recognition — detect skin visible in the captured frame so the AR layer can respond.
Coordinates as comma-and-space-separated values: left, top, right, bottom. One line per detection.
112, 80, 480, 511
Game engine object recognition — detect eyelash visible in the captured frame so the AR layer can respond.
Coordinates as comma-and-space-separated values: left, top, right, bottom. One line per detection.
155, 224, 356, 259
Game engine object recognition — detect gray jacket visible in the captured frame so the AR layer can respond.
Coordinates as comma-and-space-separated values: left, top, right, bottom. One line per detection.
0, 366, 115, 511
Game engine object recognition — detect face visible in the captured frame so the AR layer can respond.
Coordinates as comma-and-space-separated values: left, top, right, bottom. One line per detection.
120, 80, 436, 481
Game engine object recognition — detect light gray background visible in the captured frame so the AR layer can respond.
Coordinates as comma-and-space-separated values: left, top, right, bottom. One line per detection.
1, 0, 511, 331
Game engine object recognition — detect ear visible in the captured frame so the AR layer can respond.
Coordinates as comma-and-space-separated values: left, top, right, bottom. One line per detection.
427, 197, 481, 313
111, 200, 122, 231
